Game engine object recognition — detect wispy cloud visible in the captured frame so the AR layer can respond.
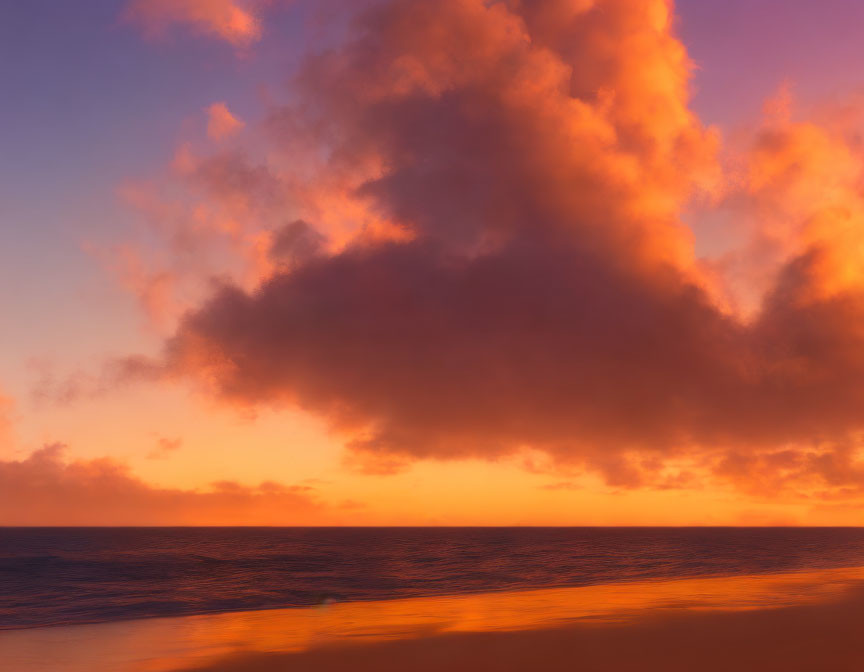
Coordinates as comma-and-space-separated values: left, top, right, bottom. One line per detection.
125, 0, 262, 46
147, 436, 183, 460
206, 102, 246, 141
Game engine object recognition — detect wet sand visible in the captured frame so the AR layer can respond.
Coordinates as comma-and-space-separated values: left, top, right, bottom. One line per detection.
178, 591, 864, 672
4, 566, 864, 671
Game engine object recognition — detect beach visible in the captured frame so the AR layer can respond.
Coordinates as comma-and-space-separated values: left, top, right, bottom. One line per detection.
187, 588, 864, 672
5, 565, 864, 671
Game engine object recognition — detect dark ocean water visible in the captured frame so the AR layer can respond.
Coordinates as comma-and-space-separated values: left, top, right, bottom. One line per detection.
3, 527, 864, 630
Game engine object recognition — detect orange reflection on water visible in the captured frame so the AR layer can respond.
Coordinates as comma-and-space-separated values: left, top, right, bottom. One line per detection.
4, 565, 864, 672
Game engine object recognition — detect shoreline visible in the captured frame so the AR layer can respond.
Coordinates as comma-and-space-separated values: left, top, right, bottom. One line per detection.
4, 565, 864, 671
7, 560, 864, 632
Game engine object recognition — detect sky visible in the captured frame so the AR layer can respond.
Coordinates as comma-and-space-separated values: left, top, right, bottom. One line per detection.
5, 0, 864, 525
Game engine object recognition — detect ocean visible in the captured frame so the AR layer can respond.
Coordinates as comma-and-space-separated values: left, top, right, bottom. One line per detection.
4, 527, 864, 630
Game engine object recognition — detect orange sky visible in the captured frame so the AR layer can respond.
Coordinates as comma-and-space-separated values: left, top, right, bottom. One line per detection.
5, 0, 864, 526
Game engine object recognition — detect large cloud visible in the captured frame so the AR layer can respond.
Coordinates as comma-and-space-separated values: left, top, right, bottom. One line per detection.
125, 0, 864, 495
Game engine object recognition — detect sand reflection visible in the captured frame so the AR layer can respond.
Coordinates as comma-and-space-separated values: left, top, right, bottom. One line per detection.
4, 565, 864, 672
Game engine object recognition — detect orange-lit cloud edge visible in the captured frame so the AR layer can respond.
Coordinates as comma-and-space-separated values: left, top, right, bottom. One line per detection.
124, 0, 262, 47
11, 0, 864, 525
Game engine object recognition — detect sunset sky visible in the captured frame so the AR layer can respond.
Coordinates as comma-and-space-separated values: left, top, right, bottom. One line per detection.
5, 0, 864, 525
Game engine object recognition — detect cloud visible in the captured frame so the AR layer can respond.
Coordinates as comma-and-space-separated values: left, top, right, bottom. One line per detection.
147, 436, 183, 459
125, 0, 262, 46
153, 0, 721, 471
110, 244, 181, 330
0, 389, 14, 451
207, 102, 246, 141
114, 0, 864, 499
0, 444, 332, 525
